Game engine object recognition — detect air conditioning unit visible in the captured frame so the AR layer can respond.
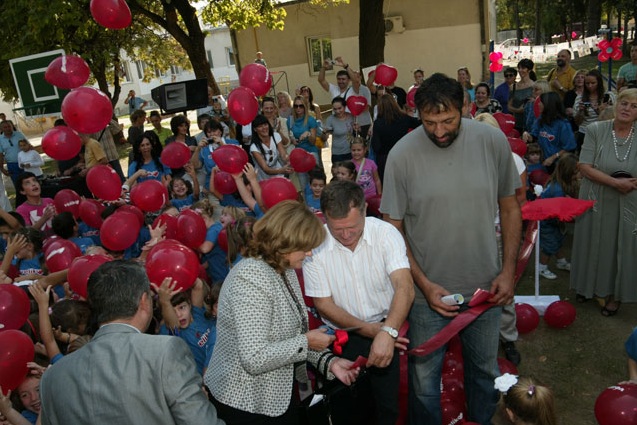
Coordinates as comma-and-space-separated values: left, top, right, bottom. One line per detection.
384, 16, 405, 34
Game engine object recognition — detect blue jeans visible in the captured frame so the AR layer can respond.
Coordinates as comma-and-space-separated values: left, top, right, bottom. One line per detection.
408, 301, 501, 425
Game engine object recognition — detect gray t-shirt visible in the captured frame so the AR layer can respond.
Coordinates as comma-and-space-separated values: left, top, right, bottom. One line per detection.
325, 114, 354, 155
380, 119, 520, 301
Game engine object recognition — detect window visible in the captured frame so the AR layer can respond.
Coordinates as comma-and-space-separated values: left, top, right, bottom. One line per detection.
207, 50, 214, 69
306, 36, 332, 74
225, 47, 235, 66
118, 62, 132, 83
135, 61, 145, 80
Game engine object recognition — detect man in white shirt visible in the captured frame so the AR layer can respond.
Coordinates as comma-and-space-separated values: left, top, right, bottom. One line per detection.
303, 180, 414, 425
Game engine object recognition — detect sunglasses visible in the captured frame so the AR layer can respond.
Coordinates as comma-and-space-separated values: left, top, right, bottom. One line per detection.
294, 104, 305, 108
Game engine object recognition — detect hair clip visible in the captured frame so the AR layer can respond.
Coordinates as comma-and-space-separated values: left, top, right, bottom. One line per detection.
527, 385, 536, 397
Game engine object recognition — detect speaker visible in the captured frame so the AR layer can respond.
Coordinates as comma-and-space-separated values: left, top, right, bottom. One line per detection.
151, 79, 209, 114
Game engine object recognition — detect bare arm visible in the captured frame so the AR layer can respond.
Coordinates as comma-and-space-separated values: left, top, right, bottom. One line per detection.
153, 277, 180, 330
579, 163, 637, 194
28, 284, 61, 361
318, 60, 331, 92
232, 164, 257, 211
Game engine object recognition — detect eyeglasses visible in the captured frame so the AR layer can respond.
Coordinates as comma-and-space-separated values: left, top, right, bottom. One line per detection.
294, 104, 305, 109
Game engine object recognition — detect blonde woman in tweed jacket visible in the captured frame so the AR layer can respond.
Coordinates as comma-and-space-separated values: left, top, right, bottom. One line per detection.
205, 201, 359, 424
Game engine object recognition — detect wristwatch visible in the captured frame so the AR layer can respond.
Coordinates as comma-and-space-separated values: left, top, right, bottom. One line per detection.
380, 325, 398, 339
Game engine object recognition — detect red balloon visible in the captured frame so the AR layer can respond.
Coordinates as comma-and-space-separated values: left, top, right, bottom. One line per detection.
90, 0, 132, 30
507, 137, 527, 158
44, 239, 82, 273
260, 177, 298, 209
239, 63, 272, 97
346, 95, 369, 117
213, 171, 238, 195
506, 128, 521, 138
79, 199, 106, 229
493, 112, 516, 134
374, 63, 399, 87
407, 86, 418, 109
146, 240, 200, 291
0, 330, 35, 394
41, 126, 82, 161
160, 142, 191, 169
366, 195, 382, 218
152, 214, 178, 240
543, 300, 576, 328
227, 86, 259, 125
42, 235, 61, 254
533, 96, 542, 118
289, 149, 316, 173
176, 209, 207, 250
515, 303, 540, 334
45, 55, 90, 90
130, 180, 169, 212
0, 285, 30, 331
217, 229, 228, 252
67, 254, 112, 299
498, 357, 519, 375
529, 169, 550, 187
61, 87, 113, 134
86, 165, 122, 201
100, 211, 141, 251
117, 205, 145, 227
54, 189, 81, 218
595, 383, 637, 425
212, 144, 249, 174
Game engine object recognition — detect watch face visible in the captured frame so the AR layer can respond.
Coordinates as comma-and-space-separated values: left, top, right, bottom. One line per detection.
382, 326, 398, 338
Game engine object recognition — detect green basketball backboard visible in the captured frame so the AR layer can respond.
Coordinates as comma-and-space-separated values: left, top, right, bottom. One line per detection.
9, 49, 70, 117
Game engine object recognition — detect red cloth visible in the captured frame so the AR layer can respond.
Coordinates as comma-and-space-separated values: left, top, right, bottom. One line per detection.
521, 197, 595, 221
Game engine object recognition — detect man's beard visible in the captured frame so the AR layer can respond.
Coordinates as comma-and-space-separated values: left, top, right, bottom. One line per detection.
556, 59, 566, 67
424, 123, 461, 148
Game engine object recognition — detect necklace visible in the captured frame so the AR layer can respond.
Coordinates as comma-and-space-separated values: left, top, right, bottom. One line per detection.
612, 121, 635, 162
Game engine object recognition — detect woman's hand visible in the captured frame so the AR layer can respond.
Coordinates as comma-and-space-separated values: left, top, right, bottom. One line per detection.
613, 177, 637, 194
329, 357, 359, 386
305, 328, 335, 351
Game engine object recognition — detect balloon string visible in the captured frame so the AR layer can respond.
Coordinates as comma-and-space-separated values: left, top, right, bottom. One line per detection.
61, 52, 67, 73
354, 116, 359, 138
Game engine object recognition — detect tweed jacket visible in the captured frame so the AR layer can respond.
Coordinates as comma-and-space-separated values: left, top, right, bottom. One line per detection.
204, 257, 334, 416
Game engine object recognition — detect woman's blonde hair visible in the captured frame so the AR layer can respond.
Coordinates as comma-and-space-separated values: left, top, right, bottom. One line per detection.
474, 113, 500, 129
502, 376, 556, 425
293, 95, 311, 127
192, 199, 214, 218
245, 200, 325, 273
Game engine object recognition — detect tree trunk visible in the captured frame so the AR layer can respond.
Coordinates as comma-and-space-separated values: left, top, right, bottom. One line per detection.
359, 0, 385, 73
514, 0, 522, 43
586, 0, 601, 36
534, 0, 541, 44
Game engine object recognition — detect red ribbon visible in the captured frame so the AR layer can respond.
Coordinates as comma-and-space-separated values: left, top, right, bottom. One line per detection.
332, 330, 349, 355
407, 289, 496, 357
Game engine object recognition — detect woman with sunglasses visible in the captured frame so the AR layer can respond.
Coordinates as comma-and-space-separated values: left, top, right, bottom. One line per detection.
494, 68, 517, 114
250, 114, 293, 181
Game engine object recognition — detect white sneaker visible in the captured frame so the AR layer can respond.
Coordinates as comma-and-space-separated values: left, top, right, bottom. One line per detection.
555, 260, 571, 271
539, 268, 558, 279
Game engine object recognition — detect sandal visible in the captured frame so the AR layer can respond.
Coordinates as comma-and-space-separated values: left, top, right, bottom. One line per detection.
601, 302, 620, 317
576, 294, 587, 303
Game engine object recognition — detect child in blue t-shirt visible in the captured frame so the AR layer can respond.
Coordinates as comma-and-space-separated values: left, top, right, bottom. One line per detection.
169, 164, 200, 212
0, 227, 45, 285
304, 166, 326, 214
157, 277, 217, 375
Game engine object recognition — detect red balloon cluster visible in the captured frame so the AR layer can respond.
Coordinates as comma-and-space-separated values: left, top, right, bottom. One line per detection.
0, 330, 35, 394
86, 165, 122, 201
130, 180, 168, 212
374, 64, 398, 87
212, 144, 249, 174
160, 142, 191, 169
68, 254, 112, 299
227, 86, 259, 125
101, 211, 142, 251
543, 300, 576, 328
289, 149, 316, 173
260, 178, 298, 209
146, 240, 200, 291
489, 51, 504, 73
239, 63, 272, 97
346, 96, 368, 117
595, 383, 637, 425
61, 87, 113, 134
176, 209, 207, 250
493, 112, 516, 135
0, 285, 30, 331
597, 38, 623, 62
214, 171, 237, 195
41, 126, 82, 161
45, 55, 90, 90
515, 303, 540, 334
79, 199, 106, 229
90, 0, 132, 30
507, 137, 527, 158
44, 238, 82, 273
54, 189, 81, 218
152, 213, 178, 240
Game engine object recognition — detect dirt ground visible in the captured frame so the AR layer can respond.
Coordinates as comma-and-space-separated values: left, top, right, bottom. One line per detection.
509, 228, 636, 425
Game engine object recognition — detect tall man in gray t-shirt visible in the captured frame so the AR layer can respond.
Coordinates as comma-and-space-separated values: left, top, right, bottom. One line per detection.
380, 73, 522, 425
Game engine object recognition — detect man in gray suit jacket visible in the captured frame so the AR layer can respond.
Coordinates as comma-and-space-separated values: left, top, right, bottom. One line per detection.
39, 260, 224, 425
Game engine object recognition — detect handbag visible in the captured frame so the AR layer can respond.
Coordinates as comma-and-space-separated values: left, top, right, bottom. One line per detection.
611, 170, 633, 179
